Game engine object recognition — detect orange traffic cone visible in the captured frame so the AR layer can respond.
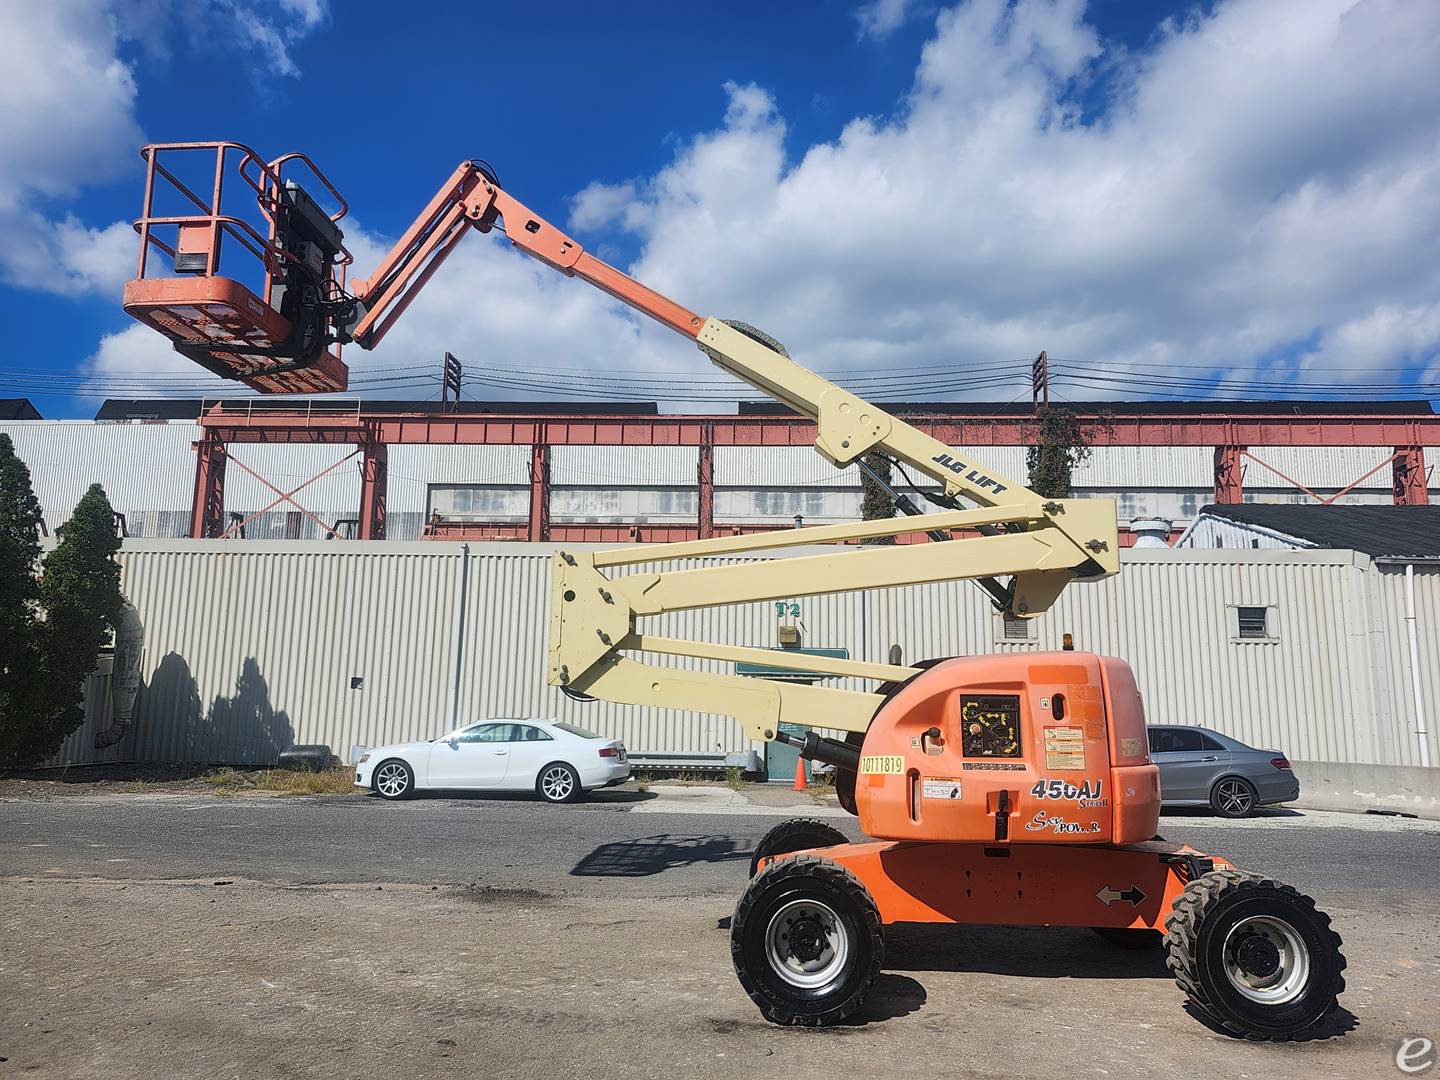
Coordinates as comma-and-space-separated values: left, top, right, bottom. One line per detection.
793, 757, 807, 791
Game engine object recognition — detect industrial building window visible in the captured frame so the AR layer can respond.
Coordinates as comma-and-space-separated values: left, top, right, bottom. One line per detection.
1236, 606, 1272, 640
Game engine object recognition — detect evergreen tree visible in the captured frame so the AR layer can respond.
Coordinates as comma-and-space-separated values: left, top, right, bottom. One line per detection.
0, 434, 43, 675
0, 461, 125, 768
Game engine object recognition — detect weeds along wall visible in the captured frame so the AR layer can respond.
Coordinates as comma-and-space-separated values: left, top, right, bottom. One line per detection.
49, 541, 1438, 770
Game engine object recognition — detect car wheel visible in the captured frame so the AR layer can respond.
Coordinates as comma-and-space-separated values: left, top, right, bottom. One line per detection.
1165, 869, 1345, 1039
373, 759, 414, 800
1211, 776, 1258, 818
750, 818, 849, 878
731, 854, 884, 1026
537, 762, 582, 804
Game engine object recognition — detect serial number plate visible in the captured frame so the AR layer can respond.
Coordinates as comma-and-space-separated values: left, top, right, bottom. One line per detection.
860, 755, 905, 775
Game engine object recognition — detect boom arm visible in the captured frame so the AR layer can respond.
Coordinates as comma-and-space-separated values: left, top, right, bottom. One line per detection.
347, 161, 1046, 510
124, 148, 1119, 745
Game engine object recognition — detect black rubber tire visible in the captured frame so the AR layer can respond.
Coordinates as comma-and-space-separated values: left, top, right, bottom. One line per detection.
749, 818, 849, 877
1210, 776, 1259, 818
372, 758, 414, 801
277, 745, 336, 772
1164, 869, 1346, 1040
536, 761, 584, 804
1091, 926, 1164, 949
731, 854, 884, 1026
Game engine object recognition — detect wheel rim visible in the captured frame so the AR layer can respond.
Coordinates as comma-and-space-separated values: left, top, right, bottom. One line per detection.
1222, 914, 1310, 1004
764, 898, 849, 989
376, 763, 408, 797
1217, 779, 1253, 815
541, 766, 574, 801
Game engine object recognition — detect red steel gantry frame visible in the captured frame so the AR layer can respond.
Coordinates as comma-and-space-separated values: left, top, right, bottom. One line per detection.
190, 407, 1437, 541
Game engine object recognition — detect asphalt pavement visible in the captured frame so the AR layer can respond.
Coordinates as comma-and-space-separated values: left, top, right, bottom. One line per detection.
4, 785, 1439, 1080
2, 785, 1436, 905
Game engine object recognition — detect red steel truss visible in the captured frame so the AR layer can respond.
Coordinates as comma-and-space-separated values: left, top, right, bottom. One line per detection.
189, 406, 1438, 540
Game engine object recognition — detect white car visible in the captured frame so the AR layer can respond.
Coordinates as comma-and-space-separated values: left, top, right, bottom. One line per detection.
354, 719, 629, 803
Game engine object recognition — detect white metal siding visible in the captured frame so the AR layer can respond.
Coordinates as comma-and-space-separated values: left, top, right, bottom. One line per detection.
1175, 518, 1316, 551
1245, 446, 1400, 491
1368, 564, 1440, 767
53, 542, 1436, 772
384, 445, 532, 512
0, 421, 198, 533
94, 543, 463, 764
553, 446, 697, 486
715, 443, 1433, 496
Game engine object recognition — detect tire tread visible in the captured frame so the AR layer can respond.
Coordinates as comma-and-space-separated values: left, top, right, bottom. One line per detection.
1164, 869, 1345, 1040
749, 818, 848, 878
731, 854, 883, 1026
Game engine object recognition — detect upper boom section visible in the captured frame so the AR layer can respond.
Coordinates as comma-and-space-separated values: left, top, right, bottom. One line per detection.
121, 144, 1054, 512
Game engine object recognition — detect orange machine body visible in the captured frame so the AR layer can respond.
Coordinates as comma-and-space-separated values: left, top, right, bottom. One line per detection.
855, 652, 1159, 846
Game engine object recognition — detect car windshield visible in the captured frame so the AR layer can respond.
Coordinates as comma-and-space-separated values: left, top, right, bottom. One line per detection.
551, 721, 601, 738
435, 721, 504, 742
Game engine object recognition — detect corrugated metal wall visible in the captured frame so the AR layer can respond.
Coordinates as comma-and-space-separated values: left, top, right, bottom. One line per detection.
553, 446, 697, 486
52, 541, 1436, 771
0, 421, 198, 534
1368, 564, 1440, 768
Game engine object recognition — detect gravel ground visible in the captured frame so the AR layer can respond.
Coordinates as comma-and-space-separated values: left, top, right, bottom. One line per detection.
1, 787, 1436, 1079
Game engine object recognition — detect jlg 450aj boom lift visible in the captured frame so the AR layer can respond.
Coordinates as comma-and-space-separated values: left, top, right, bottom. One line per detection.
124, 142, 1346, 1039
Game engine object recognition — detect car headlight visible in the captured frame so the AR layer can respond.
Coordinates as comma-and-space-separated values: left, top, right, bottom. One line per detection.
358, 753, 370, 764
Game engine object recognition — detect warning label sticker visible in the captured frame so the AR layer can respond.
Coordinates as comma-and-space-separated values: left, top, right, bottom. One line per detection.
1044, 727, 1086, 771
922, 778, 962, 800
860, 754, 905, 775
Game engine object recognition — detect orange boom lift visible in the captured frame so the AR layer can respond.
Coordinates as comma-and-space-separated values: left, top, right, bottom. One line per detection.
123, 141, 1346, 1039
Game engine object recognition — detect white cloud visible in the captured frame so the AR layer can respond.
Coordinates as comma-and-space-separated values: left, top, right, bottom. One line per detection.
279, 0, 327, 30
0, 0, 330, 301
570, 181, 640, 233
0, 2, 141, 295
72, 0, 1440, 405
80, 220, 683, 402
84, 323, 230, 398
565, 0, 1440, 396
856, 0, 921, 40
214, 0, 328, 78
341, 223, 685, 397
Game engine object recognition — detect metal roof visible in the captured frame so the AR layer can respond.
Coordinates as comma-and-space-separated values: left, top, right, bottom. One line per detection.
1194, 504, 1440, 557
0, 398, 41, 420
94, 398, 661, 420
737, 399, 1437, 417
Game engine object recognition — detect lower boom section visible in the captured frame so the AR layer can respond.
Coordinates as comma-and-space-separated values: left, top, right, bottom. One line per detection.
732, 837, 1346, 1040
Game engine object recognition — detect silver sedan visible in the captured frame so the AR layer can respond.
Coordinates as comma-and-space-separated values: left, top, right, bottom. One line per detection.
1148, 725, 1299, 818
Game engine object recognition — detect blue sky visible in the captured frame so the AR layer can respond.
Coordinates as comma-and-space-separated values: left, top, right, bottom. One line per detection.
2, 0, 1437, 417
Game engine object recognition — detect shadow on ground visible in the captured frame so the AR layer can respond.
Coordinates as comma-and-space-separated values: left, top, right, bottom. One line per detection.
883, 923, 1171, 979
1159, 806, 1303, 819
841, 974, 928, 1025
413, 789, 658, 806
571, 834, 751, 877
